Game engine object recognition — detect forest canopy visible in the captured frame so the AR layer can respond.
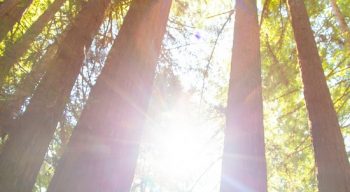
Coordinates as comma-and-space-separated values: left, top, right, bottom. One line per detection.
0, 0, 349, 192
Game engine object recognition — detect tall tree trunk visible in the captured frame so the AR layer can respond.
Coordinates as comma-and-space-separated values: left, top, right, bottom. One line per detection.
0, 0, 34, 42
220, 0, 267, 191
0, 0, 66, 87
287, 1, 350, 191
0, 42, 58, 137
0, 0, 22, 17
0, 0, 110, 191
329, 0, 350, 40
48, 1, 171, 191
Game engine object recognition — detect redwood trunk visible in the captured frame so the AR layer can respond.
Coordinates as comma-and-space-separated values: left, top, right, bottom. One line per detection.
0, 0, 66, 87
329, 0, 350, 39
0, 0, 33, 42
0, 42, 58, 137
0, 0, 22, 17
48, 1, 172, 191
220, 0, 267, 191
287, 0, 350, 191
0, 0, 110, 191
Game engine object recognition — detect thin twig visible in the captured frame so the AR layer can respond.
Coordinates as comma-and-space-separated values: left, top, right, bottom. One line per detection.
199, 10, 234, 106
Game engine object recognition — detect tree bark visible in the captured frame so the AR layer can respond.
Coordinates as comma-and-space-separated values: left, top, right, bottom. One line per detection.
0, 0, 66, 87
0, 0, 22, 17
0, 0, 34, 42
48, 1, 172, 192
220, 0, 267, 191
287, 1, 350, 192
329, 0, 350, 40
0, 42, 58, 137
0, 0, 110, 191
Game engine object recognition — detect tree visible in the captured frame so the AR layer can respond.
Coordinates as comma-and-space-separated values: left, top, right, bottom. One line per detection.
0, 1, 25, 17
0, 42, 58, 138
220, 0, 267, 191
329, 0, 350, 41
0, 0, 110, 191
0, 0, 66, 87
287, 0, 350, 191
0, 0, 34, 42
48, 0, 172, 191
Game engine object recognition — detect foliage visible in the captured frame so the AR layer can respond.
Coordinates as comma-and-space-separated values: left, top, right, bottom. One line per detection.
0, 0, 349, 191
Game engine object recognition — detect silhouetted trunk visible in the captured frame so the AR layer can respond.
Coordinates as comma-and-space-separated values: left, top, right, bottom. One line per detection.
0, 0, 110, 191
0, 43, 58, 137
220, 0, 267, 191
0, 0, 66, 87
48, 1, 172, 191
287, 1, 350, 191
329, 0, 350, 40
0, 0, 34, 42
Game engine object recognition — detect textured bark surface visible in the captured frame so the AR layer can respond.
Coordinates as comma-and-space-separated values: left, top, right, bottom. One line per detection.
0, 0, 33, 42
287, 1, 350, 191
0, 0, 66, 87
220, 0, 267, 191
48, 1, 172, 192
0, 0, 110, 191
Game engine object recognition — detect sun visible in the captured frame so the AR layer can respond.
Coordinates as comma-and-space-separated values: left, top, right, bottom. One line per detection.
133, 100, 224, 191
152, 110, 204, 179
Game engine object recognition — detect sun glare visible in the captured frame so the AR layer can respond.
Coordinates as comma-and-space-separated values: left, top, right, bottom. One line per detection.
131, 1, 233, 191
133, 99, 224, 191
152, 110, 205, 178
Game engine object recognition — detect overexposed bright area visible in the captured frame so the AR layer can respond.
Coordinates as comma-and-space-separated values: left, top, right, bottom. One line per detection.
131, 1, 233, 191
